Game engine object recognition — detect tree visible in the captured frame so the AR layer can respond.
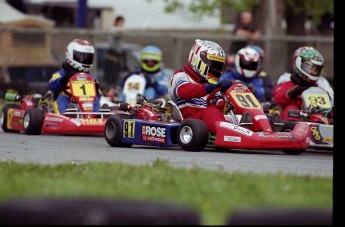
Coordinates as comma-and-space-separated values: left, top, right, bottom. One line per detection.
162, 0, 334, 35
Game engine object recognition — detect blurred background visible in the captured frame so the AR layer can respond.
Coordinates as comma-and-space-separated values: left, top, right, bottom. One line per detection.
0, 0, 334, 95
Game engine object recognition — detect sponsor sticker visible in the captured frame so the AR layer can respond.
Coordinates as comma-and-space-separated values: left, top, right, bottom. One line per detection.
254, 115, 267, 121
45, 117, 63, 122
141, 125, 166, 143
219, 122, 253, 136
70, 119, 81, 126
224, 136, 241, 142
80, 118, 103, 125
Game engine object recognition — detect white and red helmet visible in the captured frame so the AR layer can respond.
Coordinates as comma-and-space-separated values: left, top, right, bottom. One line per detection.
188, 39, 226, 82
66, 39, 95, 72
235, 47, 261, 78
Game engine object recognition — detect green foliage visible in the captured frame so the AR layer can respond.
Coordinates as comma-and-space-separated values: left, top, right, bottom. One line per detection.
0, 161, 332, 225
163, 0, 333, 24
163, 0, 259, 19
283, 0, 333, 24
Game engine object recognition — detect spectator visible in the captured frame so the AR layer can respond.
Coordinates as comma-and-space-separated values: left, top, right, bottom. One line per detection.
110, 15, 125, 34
228, 11, 261, 68
316, 12, 334, 35
104, 15, 127, 84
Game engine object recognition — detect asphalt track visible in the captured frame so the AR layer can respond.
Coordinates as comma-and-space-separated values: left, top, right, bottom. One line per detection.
0, 131, 333, 177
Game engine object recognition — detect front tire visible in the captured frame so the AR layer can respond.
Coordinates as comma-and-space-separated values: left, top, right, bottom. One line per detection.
177, 119, 209, 151
104, 114, 133, 147
23, 108, 44, 135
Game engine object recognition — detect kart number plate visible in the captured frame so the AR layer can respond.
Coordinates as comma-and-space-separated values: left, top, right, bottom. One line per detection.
71, 80, 96, 97
231, 92, 261, 109
304, 93, 331, 109
123, 120, 135, 138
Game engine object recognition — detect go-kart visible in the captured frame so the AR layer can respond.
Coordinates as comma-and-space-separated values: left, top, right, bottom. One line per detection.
105, 84, 309, 155
1, 73, 120, 135
104, 96, 182, 147
278, 87, 333, 150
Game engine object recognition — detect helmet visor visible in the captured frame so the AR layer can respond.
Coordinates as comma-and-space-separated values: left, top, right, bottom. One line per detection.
73, 50, 94, 65
239, 57, 259, 71
143, 59, 159, 68
208, 61, 224, 78
301, 61, 323, 77
200, 52, 225, 78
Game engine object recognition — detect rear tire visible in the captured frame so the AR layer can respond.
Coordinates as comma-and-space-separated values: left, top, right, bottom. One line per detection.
23, 108, 44, 135
105, 114, 133, 147
0, 104, 20, 133
177, 119, 209, 151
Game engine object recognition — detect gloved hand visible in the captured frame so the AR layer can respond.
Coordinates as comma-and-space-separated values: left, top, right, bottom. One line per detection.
287, 85, 310, 98
205, 79, 233, 93
212, 97, 225, 110
247, 83, 255, 93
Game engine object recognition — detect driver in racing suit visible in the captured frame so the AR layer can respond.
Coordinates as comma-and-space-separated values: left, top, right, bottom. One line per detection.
48, 39, 102, 114
273, 46, 334, 120
168, 39, 233, 134
118, 45, 169, 101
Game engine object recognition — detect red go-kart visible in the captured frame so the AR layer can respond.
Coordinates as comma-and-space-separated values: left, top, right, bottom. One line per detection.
1, 73, 116, 135
177, 84, 310, 154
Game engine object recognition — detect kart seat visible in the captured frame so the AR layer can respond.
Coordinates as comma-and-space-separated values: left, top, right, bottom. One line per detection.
270, 112, 284, 132
239, 111, 253, 129
167, 100, 183, 123
64, 103, 79, 118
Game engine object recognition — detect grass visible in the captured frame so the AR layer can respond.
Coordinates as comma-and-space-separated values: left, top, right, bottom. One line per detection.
0, 160, 332, 225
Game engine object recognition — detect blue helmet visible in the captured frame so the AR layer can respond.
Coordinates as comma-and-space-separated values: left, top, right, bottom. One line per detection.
140, 45, 162, 73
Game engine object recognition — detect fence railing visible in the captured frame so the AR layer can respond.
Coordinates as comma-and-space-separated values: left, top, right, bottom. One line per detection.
0, 27, 334, 86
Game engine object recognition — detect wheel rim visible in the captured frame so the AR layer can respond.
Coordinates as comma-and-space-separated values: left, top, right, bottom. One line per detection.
179, 126, 193, 144
23, 113, 30, 129
105, 122, 116, 139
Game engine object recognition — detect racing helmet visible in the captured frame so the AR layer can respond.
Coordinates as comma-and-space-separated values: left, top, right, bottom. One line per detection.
292, 46, 324, 85
66, 39, 95, 72
188, 39, 226, 82
247, 44, 265, 61
235, 46, 261, 78
140, 45, 162, 73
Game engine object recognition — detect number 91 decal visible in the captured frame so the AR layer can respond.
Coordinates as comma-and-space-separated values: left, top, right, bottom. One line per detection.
231, 92, 261, 109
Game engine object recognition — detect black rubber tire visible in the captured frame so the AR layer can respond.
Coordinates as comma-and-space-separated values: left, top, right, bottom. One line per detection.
177, 119, 209, 151
104, 114, 133, 147
0, 104, 20, 133
23, 108, 44, 135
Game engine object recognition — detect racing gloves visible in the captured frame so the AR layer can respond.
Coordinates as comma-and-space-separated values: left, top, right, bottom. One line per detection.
205, 79, 233, 93
287, 85, 310, 98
